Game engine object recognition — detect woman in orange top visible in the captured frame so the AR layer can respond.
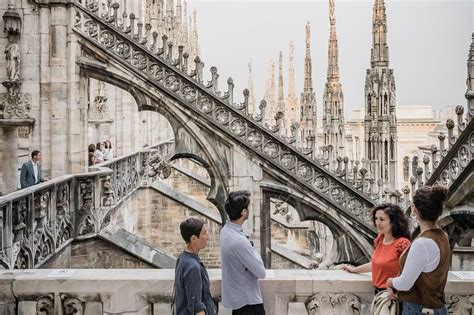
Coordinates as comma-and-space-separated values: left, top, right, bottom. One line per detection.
343, 203, 411, 293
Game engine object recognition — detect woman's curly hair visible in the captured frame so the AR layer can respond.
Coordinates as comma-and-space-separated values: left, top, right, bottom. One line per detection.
413, 185, 448, 222
372, 203, 411, 240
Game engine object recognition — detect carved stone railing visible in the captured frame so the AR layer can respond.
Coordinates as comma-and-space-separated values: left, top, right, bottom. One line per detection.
425, 118, 473, 189
0, 149, 159, 269
1, 269, 472, 315
72, 0, 377, 231
0, 176, 76, 269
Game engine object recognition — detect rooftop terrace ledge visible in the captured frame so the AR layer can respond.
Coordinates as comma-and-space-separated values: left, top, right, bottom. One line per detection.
0, 270, 473, 315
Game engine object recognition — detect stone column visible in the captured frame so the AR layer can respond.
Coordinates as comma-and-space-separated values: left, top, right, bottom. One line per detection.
261, 193, 271, 268
49, 5, 69, 177
68, 5, 87, 173
0, 128, 18, 193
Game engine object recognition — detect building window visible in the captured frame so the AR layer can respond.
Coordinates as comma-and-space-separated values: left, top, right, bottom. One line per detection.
403, 156, 410, 181
412, 156, 419, 177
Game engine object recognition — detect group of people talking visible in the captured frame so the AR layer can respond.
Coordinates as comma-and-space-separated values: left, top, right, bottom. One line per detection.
173, 185, 451, 315
88, 140, 114, 166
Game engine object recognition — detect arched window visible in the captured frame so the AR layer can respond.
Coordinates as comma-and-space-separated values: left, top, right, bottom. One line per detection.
390, 139, 395, 159
403, 156, 410, 181
412, 156, 419, 177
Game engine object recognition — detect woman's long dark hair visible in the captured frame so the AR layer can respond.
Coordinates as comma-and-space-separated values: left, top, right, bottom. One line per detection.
372, 203, 411, 240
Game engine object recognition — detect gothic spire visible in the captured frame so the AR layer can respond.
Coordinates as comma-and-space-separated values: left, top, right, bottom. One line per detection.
176, 0, 183, 45
371, 0, 389, 67
192, 10, 200, 55
277, 51, 285, 113
327, 0, 340, 81
176, 0, 182, 23
182, 1, 189, 48
287, 41, 298, 126
467, 33, 474, 119
288, 42, 296, 102
264, 60, 276, 126
303, 22, 313, 93
364, 0, 398, 188
166, 0, 174, 15
300, 22, 317, 148
323, 0, 345, 160
247, 60, 257, 115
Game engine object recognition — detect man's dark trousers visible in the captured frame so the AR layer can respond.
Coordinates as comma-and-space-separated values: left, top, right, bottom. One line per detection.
232, 304, 265, 315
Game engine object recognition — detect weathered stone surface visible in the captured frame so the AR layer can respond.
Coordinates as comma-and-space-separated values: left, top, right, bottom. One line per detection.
17, 301, 36, 315
0, 304, 15, 315
113, 185, 223, 268
70, 238, 154, 269
40, 244, 72, 268
84, 301, 102, 315
99, 224, 176, 268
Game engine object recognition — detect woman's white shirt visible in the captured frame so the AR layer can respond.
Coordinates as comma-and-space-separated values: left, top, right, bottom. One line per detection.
103, 148, 114, 160
392, 237, 440, 291
94, 149, 104, 163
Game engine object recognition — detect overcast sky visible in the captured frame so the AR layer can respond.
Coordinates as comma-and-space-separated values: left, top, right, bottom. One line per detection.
187, 0, 473, 118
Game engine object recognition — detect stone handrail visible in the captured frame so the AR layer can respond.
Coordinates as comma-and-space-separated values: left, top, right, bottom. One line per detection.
72, 0, 378, 233
0, 149, 157, 269
1, 269, 472, 314
426, 119, 473, 189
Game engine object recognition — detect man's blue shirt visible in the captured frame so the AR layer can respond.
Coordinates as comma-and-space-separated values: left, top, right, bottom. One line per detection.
220, 221, 266, 309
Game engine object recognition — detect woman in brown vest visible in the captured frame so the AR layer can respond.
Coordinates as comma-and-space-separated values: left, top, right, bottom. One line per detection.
387, 186, 450, 315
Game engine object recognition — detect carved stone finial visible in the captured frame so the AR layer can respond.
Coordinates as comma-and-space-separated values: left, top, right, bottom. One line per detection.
455, 105, 464, 115
446, 118, 455, 129
402, 185, 410, 194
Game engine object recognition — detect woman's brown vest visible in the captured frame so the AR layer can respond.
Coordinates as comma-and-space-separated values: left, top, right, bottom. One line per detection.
398, 229, 451, 309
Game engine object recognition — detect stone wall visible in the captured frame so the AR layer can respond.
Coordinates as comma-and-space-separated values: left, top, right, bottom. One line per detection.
271, 217, 333, 262
452, 248, 474, 271
41, 244, 72, 269
271, 251, 301, 269
271, 220, 309, 249
162, 164, 214, 210
71, 238, 154, 269
41, 238, 154, 269
113, 188, 222, 268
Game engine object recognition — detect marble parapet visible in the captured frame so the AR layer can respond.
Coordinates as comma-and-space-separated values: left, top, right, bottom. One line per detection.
0, 269, 472, 315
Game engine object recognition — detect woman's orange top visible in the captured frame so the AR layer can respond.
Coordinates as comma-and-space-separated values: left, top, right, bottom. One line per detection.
371, 234, 410, 289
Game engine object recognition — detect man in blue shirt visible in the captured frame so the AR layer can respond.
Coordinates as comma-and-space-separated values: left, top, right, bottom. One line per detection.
173, 218, 216, 315
220, 190, 266, 314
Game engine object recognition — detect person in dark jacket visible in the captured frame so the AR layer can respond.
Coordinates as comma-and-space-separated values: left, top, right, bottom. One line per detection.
173, 217, 216, 315
20, 150, 45, 189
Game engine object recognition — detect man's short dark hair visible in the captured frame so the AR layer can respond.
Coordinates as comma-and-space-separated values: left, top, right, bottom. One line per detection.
180, 218, 204, 243
225, 190, 251, 221
31, 150, 41, 159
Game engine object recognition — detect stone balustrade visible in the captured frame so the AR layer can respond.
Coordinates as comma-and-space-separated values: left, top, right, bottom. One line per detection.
0, 269, 472, 314
0, 149, 160, 270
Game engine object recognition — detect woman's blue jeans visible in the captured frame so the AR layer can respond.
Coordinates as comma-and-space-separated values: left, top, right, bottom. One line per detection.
401, 301, 448, 315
